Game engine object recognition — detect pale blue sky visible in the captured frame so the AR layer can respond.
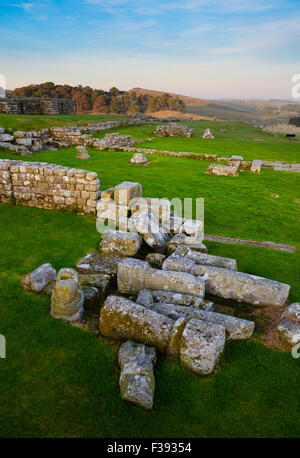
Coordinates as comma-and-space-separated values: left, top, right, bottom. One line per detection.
1, 0, 300, 98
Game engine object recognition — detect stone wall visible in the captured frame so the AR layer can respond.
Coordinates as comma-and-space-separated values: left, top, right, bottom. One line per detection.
0, 159, 100, 214
155, 123, 193, 138
0, 97, 76, 115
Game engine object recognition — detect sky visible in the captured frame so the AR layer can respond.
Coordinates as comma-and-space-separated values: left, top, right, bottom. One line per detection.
0, 0, 300, 99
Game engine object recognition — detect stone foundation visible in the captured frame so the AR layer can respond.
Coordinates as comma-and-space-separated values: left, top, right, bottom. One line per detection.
0, 159, 100, 214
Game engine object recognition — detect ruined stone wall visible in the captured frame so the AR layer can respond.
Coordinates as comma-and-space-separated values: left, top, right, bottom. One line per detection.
0, 159, 100, 214
0, 97, 76, 115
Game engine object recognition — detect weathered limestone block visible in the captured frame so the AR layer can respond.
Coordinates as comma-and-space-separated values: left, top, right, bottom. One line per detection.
136, 289, 214, 310
130, 153, 149, 165
277, 303, 300, 345
117, 258, 205, 297
282, 302, 300, 322
167, 234, 207, 255
23, 263, 57, 293
129, 197, 171, 223
79, 273, 112, 301
163, 255, 290, 306
99, 296, 225, 375
15, 138, 33, 146
277, 318, 300, 345
76, 145, 90, 159
119, 341, 156, 410
141, 301, 255, 340
165, 214, 203, 239
51, 268, 84, 322
202, 128, 214, 139
114, 181, 142, 206
13, 131, 26, 138
76, 252, 123, 276
100, 230, 142, 257
96, 200, 128, 222
180, 318, 225, 375
145, 253, 166, 269
173, 246, 237, 270
251, 160, 262, 174
206, 164, 239, 176
129, 209, 169, 253
0, 133, 14, 142
100, 188, 114, 202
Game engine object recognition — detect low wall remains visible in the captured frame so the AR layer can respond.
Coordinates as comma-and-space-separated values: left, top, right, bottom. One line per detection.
0, 159, 100, 214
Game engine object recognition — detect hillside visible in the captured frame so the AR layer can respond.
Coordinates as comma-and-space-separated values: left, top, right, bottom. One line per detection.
132, 87, 300, 124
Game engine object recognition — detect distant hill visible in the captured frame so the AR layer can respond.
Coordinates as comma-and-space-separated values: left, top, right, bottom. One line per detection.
11, 83, 185, 115
132, 87, 300, 124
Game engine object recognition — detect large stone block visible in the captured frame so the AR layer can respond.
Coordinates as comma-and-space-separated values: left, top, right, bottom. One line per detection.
136, 289, 213, 310
129, 209, 169, 253
206, 164, 239, 176
173, 246, 237, 270
169, 234, 204, 256
114, 181, 142, 206
51, 268, 84, 322
129, 197, 171, 223
141, 301, 255, 340
117, 258, 205, 297
76, 252, 123, 275
99, 296, 225, 375
163, 254, 290, 306
100, 230, 142, 257
23, 263, 57, 293
277, 303, 300, 345
119, 341, 156, 410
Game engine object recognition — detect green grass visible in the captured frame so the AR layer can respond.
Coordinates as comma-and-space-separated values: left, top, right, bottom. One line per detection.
0, 204, 300, 438
0, 113, 127, 132
94, 121, 300, 163
1, 147, 299, 246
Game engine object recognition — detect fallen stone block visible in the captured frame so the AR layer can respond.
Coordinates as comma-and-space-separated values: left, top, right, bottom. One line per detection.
136, 289, 214, 310
100, 296, 225, 375
79, 273, 112, 300
51, 268, 84, 322
23, 263, 57, 293
117, 258, 205, 297
129, 209, 169, 253
206, 164, 239, 176
173, 246, 237, 270
202, 128, 214, 139
96, 200, 128, 221
119, 341, 156, 410
129, 197, 171, 223
163, 254, 290, 306
277, 318, 300, 345
145, 253, 166, 269
167, 234, 207, 255
100, 188, 114, 202
277, 303, 300, 345
100, 230, 142, 257
114, 181, 142, 206
141, 301, 255, 340
130, 153, 149, 165
76, 252, 123, 276
251, 160, 262, 174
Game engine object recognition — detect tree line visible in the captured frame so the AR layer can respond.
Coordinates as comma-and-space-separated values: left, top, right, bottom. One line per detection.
11, 82, 185, 114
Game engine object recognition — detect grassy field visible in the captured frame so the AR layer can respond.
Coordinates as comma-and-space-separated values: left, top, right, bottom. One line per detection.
1, 147, 299, 246
0, 113, 127, 132
0, 118, 300, 438
95, 121, 300, 163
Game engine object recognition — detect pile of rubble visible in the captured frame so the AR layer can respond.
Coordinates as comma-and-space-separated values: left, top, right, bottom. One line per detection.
155, 123, 193, 138
22, 179, 296, 411
0, 127, 54, 155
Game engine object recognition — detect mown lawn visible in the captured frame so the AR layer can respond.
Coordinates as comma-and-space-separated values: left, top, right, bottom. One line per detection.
1, 147, 299, 246
0, 113, 127, 132
94, 121, 300, 163
0, 204, 300, 438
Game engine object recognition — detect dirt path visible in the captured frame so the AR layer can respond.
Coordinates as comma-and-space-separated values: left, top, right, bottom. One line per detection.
204, 234, 295, 253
